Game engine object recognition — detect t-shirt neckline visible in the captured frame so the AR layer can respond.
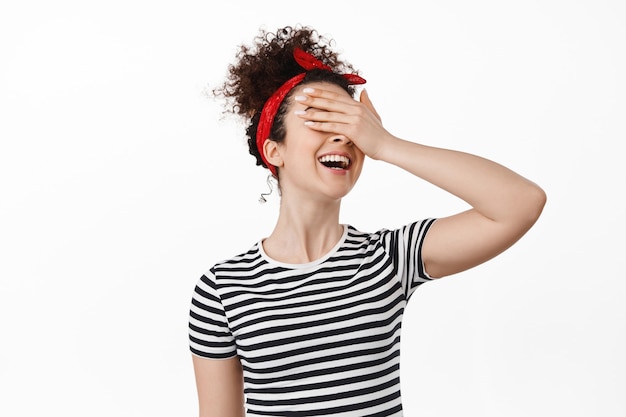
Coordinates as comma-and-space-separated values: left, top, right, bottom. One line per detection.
258, 224, 349, 269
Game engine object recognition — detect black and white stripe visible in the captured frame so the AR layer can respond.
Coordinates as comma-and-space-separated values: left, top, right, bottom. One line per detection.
189, 220, 436, 416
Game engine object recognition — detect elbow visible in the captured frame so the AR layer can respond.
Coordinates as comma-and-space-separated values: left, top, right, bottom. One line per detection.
519, 182, 547, 228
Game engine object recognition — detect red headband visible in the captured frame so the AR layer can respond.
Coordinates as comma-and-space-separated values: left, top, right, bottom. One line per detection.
256, 47, 366, 176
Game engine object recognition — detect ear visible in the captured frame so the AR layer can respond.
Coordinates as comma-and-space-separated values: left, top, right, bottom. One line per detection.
263, 139, 284, 170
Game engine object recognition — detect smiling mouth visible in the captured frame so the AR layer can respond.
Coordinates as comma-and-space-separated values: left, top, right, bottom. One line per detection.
318, 155, 351, 170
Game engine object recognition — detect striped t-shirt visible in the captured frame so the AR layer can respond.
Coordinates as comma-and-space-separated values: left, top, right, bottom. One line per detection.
189, 219, 436, 416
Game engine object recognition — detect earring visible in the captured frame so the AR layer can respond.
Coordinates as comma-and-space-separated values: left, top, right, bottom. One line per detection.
258, 174, 277, 204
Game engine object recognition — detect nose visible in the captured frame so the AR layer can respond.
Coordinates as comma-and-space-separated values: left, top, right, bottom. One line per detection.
331, 135, 352, 145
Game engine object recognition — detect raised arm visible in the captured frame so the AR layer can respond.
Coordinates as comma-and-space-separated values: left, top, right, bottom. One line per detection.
192, 355, 245, 417
371, 138, 546, 277
295, 86, 546, 278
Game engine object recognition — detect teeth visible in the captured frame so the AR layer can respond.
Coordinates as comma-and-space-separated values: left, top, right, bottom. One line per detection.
318, 155, 350, 168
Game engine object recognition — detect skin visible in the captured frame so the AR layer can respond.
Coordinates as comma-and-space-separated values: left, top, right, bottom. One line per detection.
193, 81, 547, 415
192, 355, 244, 417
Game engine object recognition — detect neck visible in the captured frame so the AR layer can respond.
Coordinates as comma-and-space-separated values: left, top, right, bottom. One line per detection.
263, 195, 343, 264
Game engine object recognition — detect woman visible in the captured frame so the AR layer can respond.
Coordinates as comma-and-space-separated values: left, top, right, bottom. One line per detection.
189, 25, 546, 416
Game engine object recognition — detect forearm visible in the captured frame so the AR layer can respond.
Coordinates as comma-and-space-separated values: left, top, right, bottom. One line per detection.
374, 136, 546, 225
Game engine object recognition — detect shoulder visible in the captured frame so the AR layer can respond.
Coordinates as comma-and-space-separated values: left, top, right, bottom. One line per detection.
207, 242, 263, 274
346, 219, 437, 245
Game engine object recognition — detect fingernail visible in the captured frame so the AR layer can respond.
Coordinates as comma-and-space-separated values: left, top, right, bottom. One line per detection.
302, 87, 314, 93
294, 95, 306, 102
294, 110, 306, 115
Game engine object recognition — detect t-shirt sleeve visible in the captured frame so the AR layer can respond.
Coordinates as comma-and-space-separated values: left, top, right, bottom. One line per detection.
380, 218, 437, 301
188, 270, 237, 359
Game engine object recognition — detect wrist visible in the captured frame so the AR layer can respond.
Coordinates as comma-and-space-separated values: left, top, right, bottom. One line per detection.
368, 134, 399, 161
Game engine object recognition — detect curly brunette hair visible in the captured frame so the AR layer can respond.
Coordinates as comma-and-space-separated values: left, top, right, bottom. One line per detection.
213, 25, 362, 171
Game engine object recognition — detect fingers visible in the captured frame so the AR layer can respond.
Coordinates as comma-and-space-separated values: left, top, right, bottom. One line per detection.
295, 87, 380, 124
294, 87, 356, 113
294, 88, 355, 130
293, 86, 383, 140
360, 89, 382, 122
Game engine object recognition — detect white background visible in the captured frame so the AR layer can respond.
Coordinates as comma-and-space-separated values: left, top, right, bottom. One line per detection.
1, 0, 624, 416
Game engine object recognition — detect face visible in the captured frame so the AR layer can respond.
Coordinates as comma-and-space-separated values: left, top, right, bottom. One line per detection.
270, 82, 365, 203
